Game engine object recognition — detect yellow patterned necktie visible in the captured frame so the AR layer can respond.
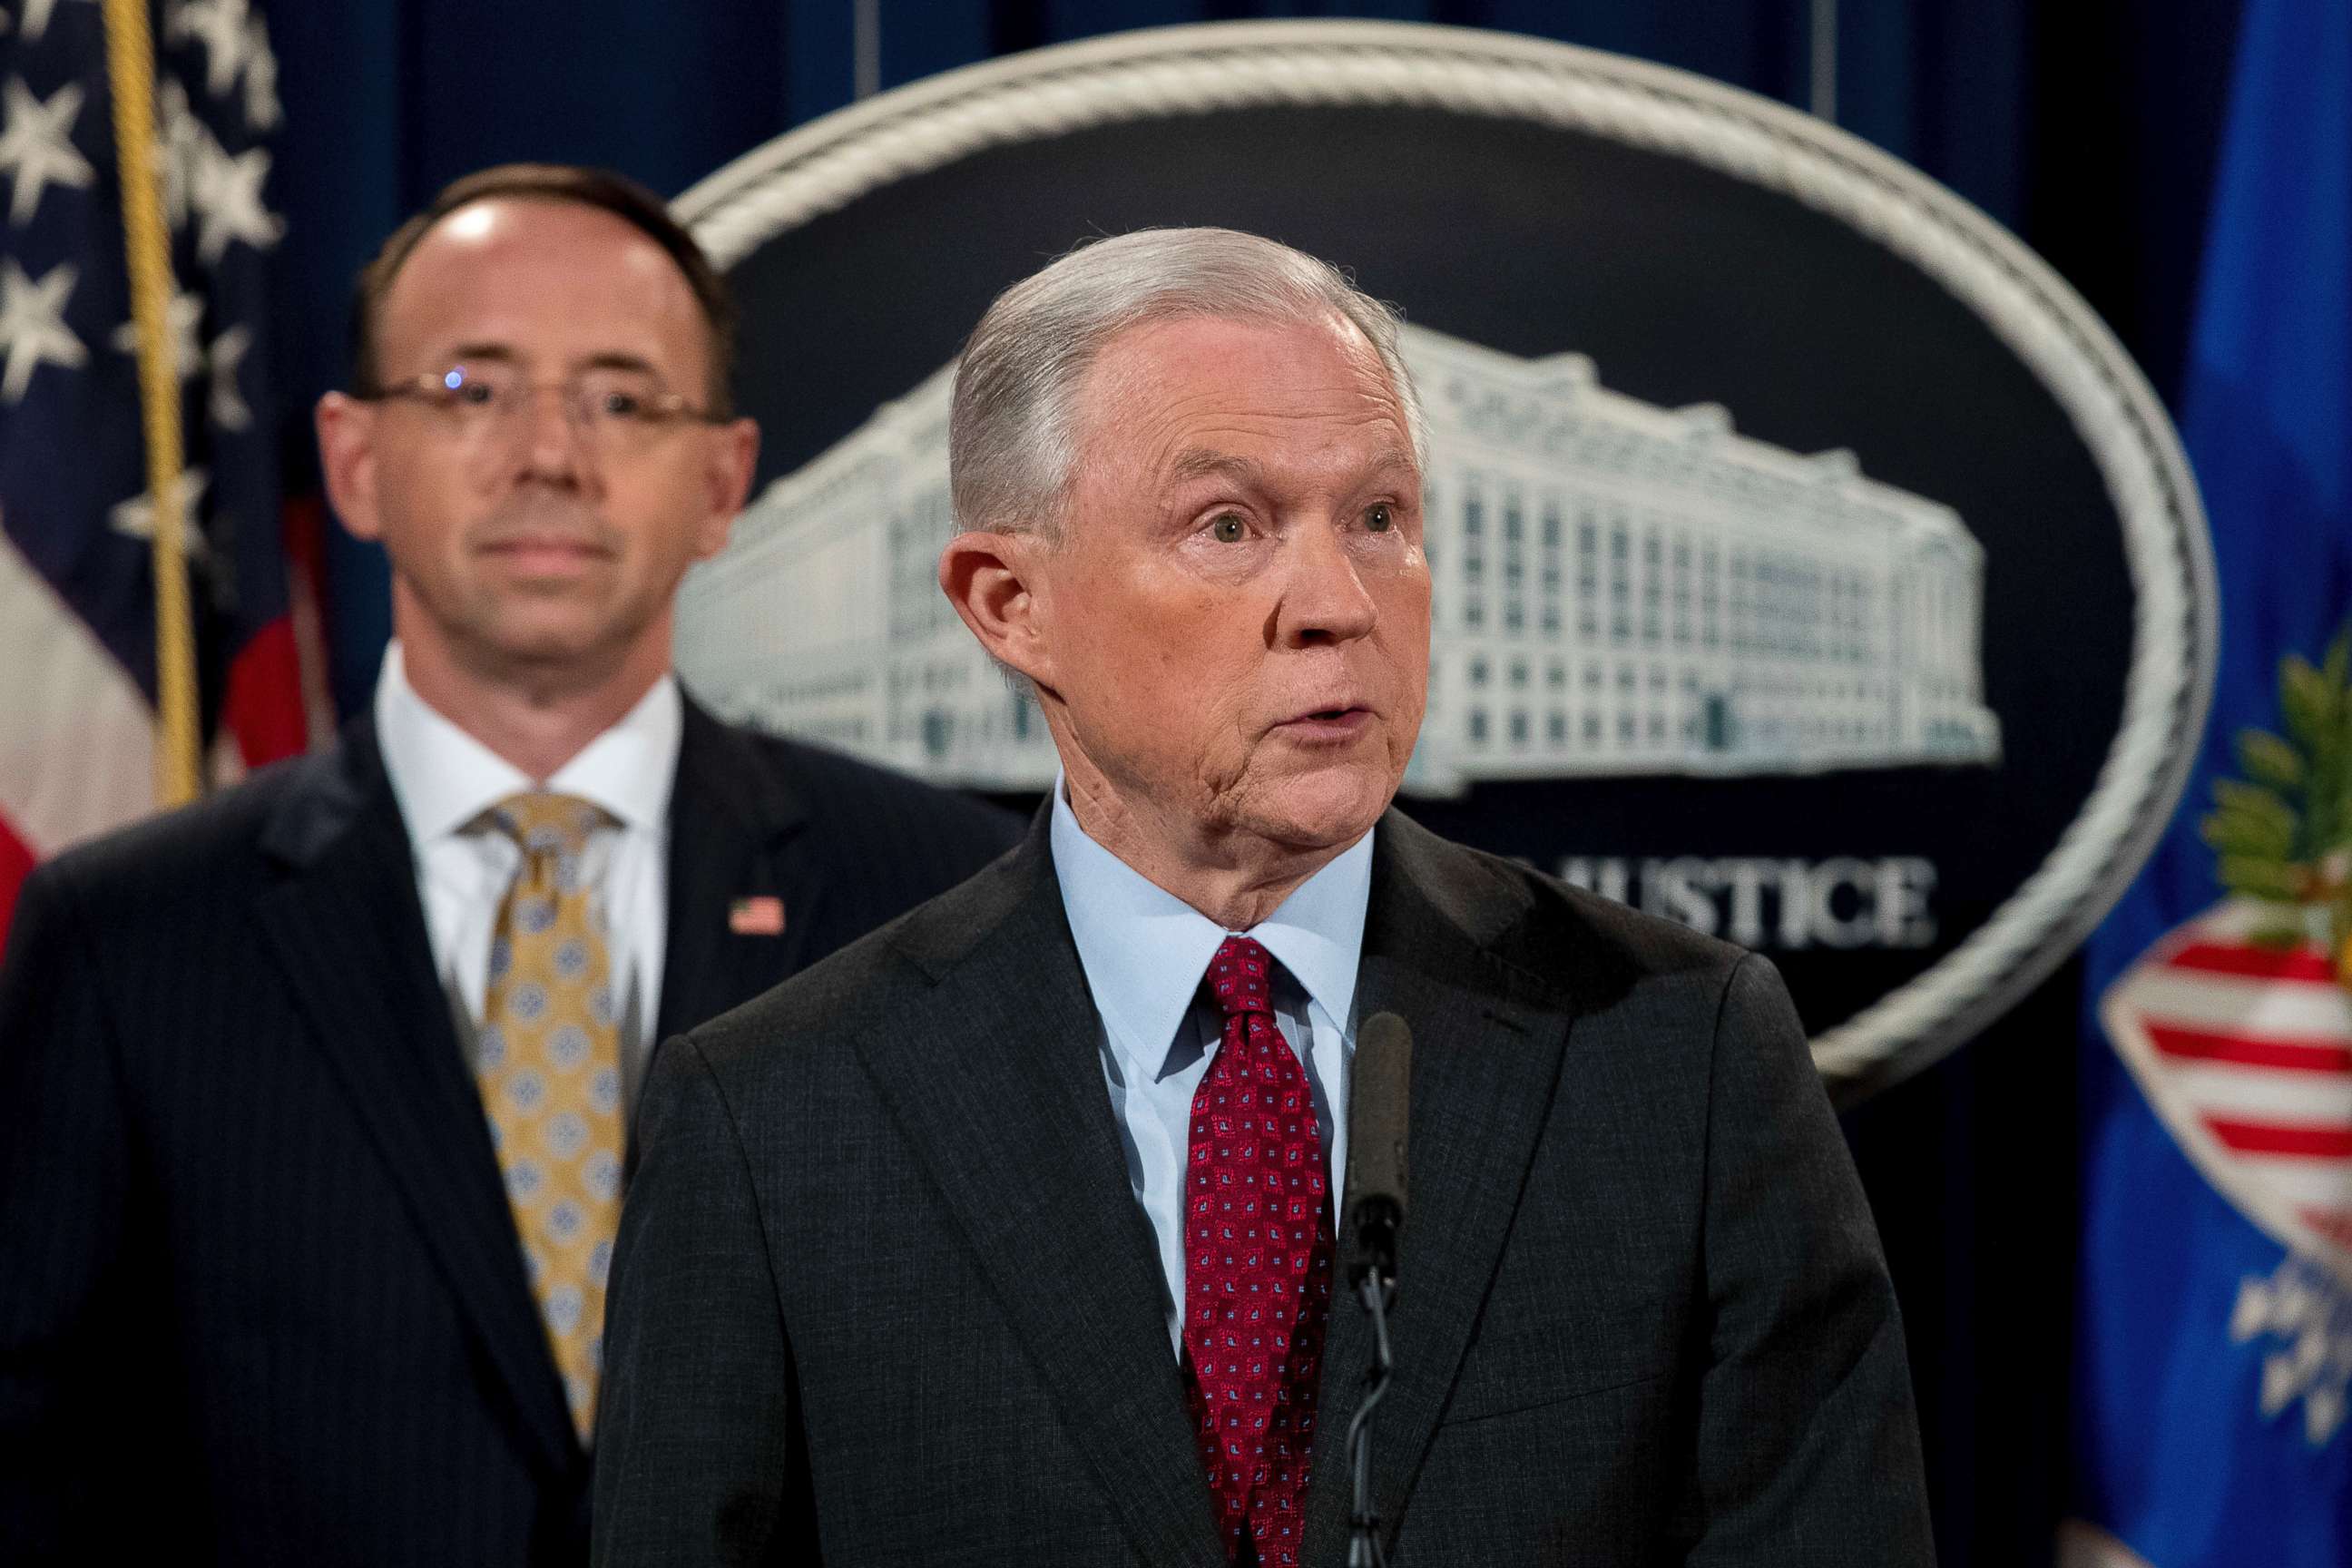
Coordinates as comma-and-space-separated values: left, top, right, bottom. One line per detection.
476, 791, 624, 1444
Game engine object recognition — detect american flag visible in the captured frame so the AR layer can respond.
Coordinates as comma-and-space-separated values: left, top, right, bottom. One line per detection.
0, 0, 318, 945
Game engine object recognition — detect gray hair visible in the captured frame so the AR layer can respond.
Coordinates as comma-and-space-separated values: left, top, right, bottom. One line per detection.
947, 227, 1426, 539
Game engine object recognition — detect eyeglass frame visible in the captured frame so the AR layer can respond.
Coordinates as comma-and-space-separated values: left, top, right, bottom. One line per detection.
356, 363, 732, 446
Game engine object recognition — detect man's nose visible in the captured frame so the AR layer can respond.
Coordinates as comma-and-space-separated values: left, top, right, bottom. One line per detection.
511, 384, 590, 483
1279, 517, 1379, 645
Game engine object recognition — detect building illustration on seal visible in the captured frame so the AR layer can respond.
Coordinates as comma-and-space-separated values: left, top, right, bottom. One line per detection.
675, 324, 2002, 796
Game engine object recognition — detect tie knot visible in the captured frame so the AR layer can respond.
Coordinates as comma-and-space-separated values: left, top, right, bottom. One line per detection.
484, 791, 610, 859
1205, 934, 1277, 1021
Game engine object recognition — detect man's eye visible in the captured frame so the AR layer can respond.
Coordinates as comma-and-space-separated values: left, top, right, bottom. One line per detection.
1365, 503, 1394, 533
1210, 514, 1248, 544
452, 378, 497, 407
597, 390, 647, 419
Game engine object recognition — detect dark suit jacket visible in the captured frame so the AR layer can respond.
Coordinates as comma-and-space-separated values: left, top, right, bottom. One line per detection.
593, 808, 1933, 1564
0, 700, 1021, 1566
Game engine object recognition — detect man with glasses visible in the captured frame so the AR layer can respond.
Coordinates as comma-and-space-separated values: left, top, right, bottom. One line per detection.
0, 164, 1019, 1564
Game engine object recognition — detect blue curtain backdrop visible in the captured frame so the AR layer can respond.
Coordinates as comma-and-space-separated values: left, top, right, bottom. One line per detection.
262, 5, 2253, 1563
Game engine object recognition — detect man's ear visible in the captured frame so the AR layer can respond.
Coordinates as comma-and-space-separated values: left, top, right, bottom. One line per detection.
314, 392, 382, 543
692, 416, 760, 560
939, 530, 1056, 691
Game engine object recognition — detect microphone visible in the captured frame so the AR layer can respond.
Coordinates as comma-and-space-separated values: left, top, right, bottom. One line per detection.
1341, 1012, 1411, 1568
1343, 1012, 1412, 1291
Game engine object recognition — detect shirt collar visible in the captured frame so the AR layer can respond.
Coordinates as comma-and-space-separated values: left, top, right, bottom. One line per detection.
373, 641, 681, 845
1049, 777, 1373, 1081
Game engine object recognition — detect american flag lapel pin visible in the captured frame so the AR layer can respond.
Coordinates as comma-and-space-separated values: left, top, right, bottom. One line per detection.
728, 896, 786, 936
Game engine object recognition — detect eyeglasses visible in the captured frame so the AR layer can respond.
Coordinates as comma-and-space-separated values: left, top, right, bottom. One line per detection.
363, 362, 726, 459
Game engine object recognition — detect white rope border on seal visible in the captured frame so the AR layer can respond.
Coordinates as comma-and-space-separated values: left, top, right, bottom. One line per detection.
678, 19, 2218, 1093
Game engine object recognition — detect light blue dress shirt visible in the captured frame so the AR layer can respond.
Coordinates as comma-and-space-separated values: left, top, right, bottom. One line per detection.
1049, 781, 1372, 1356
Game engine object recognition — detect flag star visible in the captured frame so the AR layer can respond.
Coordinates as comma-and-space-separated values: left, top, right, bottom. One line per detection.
166, 0, 255, 100
240, 15, 279, 131
0, 76, 96, 226
111, 467, 212, 562
207, 321, 250, 430
0, 256, 85, 402
152, 77, 211, 231
113, 288, 206, 384
191, 140, 281, 264
11, 0, 100, 45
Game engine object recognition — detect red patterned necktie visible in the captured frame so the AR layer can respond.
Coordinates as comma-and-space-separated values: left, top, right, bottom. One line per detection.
1184, 935, 1335, 1567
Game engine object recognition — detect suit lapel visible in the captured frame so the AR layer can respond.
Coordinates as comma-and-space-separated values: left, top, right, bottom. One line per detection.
251, 726, 578, 1475
653, 699, 810, 1043
1303, 813, 1575, 1565
859, 821, 1226, 1568
852, 807, 1573, 1565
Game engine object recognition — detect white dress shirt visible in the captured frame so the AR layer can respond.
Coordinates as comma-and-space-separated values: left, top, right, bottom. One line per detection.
373, 642, 680, 1101
1049, 779, 1372, 1356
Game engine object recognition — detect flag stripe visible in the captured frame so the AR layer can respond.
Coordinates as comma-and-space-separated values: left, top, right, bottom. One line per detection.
2115, 967, 2352, 1037
0, 808, 36, 952
2162, 1062, 2352, 1123
0, 529, 154, 856
2166, 941, 2340, 985
2186, 1153, 2352, 1211
222, 612, 306, 766
2148, 1022, 2352, 1073
2202, 1116, 2352, 1159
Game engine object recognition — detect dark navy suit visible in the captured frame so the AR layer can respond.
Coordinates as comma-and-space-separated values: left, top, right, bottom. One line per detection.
0, 700, 1020, 1565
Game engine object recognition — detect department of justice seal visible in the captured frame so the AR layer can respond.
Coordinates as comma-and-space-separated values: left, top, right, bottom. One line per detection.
671, 20, 2216, 1096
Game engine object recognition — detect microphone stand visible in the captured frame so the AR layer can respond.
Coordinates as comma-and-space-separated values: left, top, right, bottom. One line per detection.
1344, 1246, 1396, 1567
1340, 1014, 1410, 1568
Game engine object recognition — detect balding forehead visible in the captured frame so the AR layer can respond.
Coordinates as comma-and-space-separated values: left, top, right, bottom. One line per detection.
383, 203, 648, 331
367, 196, 710, 385
400, 196, 681, 278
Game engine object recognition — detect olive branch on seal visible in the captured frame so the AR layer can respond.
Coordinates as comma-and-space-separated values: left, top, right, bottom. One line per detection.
2200, 626, 2352, 982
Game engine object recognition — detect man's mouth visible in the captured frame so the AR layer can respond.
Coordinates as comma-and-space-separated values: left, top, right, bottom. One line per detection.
1276, 704, 1374, 737
477, 534, 612, 570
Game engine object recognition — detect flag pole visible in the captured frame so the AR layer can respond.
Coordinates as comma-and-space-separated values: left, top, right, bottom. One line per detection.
100, 0, 201, 808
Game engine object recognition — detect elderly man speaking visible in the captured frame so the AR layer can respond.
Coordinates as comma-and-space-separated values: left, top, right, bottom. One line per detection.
593, 230, 1934, 1565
